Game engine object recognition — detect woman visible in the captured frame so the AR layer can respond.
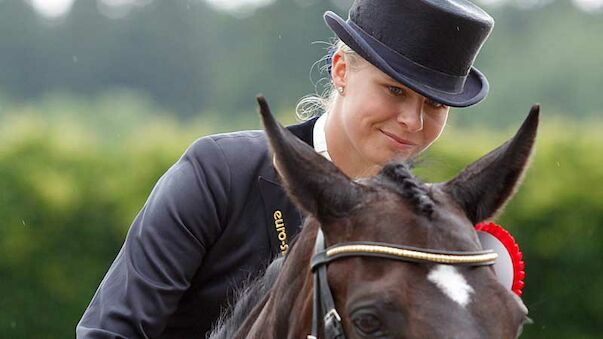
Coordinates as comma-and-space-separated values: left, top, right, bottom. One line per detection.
77, 0, 494, 338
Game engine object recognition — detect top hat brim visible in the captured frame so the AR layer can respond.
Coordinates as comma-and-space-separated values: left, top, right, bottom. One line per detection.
324, 11, 489, 108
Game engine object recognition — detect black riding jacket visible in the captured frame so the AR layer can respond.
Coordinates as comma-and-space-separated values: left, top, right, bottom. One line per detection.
77, 118, 317, 338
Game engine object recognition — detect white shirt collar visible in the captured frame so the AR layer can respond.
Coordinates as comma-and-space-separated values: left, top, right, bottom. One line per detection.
312, 113, 332, 161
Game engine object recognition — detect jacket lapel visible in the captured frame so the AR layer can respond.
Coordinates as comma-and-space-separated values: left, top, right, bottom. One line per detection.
258, 117, 317, 257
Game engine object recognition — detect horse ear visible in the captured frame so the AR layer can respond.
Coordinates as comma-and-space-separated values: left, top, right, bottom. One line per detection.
441, 105, 540, 224
257, 96, 362, 223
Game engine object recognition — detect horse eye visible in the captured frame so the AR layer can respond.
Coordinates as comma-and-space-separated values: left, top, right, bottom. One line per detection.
352, 313, 383, 335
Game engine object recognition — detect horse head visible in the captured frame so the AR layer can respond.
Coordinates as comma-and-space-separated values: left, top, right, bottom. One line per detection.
255, 96, 538, 339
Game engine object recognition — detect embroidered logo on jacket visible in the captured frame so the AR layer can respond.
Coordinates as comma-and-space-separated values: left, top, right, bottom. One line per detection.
273, 210, 289, 255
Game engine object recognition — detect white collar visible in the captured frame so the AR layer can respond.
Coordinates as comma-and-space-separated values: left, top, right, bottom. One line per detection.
312, 113, 332, 161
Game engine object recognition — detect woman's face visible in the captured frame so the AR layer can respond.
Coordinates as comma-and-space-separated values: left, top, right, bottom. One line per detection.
326, 52, 449, 177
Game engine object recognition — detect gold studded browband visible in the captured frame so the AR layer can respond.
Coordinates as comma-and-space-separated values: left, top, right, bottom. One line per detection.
311, 241, 498, 270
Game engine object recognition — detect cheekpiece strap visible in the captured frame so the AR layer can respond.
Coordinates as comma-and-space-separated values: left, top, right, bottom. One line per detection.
309, 230, 346, 339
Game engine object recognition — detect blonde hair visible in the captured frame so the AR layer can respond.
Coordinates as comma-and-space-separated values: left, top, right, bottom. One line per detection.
295, 40, 364, 120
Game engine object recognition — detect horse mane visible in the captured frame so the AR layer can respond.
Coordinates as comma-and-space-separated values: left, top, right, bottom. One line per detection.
378, 162, 435, 219
207, 257, 284, 339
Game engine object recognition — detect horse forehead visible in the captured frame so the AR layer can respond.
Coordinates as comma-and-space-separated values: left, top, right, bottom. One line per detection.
357, 199, 476, 242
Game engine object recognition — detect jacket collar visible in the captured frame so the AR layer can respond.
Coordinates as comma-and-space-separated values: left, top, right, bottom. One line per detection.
287, 117, 318, 147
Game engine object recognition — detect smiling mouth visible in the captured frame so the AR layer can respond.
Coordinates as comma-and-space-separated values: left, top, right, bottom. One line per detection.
379, 129, 417, 147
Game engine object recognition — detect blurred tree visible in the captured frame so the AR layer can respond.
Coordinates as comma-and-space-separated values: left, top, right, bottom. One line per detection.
457, 0, 603, 126
1, 99, 602, 337
0, 0, 601, 123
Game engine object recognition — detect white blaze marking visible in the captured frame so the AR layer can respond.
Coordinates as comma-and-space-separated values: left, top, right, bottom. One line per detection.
427, 265, 474, 307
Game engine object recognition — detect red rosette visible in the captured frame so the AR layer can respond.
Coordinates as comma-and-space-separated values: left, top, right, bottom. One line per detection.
475, 222, 525, 297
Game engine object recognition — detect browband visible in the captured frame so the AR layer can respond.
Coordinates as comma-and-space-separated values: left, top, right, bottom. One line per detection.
311, 242, 498, 271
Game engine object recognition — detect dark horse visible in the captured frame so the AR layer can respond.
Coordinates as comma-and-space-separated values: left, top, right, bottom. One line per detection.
210, 97, 538, 339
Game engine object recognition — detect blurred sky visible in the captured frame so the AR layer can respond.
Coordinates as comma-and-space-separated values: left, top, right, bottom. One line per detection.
27, 0, 603, 19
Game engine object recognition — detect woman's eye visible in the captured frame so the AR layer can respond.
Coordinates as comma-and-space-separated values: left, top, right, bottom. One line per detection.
352, 313, 383, 335
426, 98, 445, 109
388, 86, 404, 96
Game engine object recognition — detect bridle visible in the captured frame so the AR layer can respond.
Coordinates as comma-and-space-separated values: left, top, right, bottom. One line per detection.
307, 230, 498, 339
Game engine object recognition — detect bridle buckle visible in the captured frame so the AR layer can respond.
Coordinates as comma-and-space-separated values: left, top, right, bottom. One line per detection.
325, 308, 341, 323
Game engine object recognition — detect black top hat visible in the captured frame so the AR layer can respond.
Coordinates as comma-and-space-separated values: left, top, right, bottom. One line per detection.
324, 0, 494, 107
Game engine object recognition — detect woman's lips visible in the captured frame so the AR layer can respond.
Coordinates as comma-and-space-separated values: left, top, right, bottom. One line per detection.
379, 129, 417, 148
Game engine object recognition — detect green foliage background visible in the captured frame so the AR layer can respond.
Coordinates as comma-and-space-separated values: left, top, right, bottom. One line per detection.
1, 96, 601, 338
0, 0, 602, 125
0, 0, 602, 338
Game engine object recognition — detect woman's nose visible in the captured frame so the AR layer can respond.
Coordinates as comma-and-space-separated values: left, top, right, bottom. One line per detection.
396, 98, 424, 132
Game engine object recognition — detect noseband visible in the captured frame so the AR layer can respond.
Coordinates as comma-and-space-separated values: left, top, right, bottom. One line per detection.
307, 230, 498, 339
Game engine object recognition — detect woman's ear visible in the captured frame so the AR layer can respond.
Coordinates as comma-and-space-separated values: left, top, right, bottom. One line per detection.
331, 51, 347, 89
